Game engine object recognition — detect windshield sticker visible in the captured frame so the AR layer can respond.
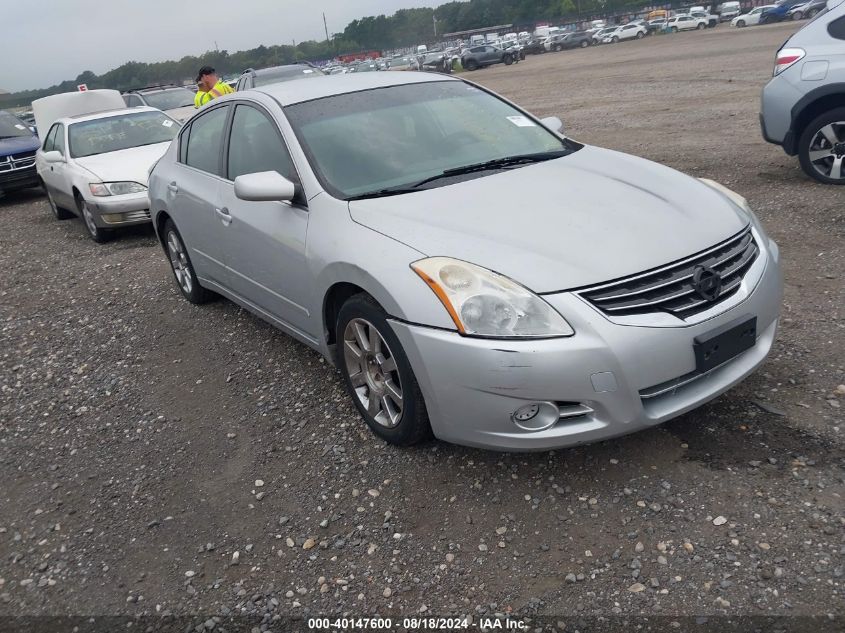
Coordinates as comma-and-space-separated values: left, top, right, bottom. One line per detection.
162, 119, 174, 127
14, 124, 26, 130
507, 115, 536, 128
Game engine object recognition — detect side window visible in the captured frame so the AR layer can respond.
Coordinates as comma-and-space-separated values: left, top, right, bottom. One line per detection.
829, 16, 845, 40
43, 124, 59, 152
184, 105, 229, 175
227, 105, 295, 182
124, 95, 143, 107
53, 124, 66, 156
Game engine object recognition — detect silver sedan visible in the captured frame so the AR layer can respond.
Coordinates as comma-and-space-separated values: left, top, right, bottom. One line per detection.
148, 72, 782, 451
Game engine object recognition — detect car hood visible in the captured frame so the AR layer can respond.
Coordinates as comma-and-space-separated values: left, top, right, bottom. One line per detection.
73, 142, 172, 186
0, 135, 40, 156
348, 145, 749, 292
165, 105, 196, 123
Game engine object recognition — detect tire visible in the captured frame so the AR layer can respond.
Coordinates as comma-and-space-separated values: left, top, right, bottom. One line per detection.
580, 39, 589, 48
636, 31, 644, 39
808, 8, 818, 18
612, 36, 619, 43
76, 194, 112, 243
465, 59, 478, 71
554, 44, 561, 52
797, 107, 845, 185
697, 22, 705, 29
503, 54, 514, 66
43, 181, 73, 220
162, 219, 215, 303
336, 294, 431, 446
736, 20, 745, 27
671, 26, 679, 32
791, 11, 802, 20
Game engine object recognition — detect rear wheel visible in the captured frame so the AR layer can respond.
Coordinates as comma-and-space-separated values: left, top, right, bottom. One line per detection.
798, 108, 845, 185
465, 59, 478, 71
636, 31, 644, 38
807, 8, 819, 18
336, 294, 431, 446
612, 36, 619, 43
163, 219, 215, 303
671, 26, 679, 32
580, 39, 589, 48
697, 22, 705, 29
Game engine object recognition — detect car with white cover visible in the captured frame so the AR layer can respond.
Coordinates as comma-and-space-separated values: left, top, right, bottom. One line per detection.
148, 73, 782, 451
33, 90, 180, 242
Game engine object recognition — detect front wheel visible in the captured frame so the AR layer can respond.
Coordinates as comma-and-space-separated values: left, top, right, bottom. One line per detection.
503, 54, 514, 65
78, 196, 111, 243
736, 20, 745, 27
464, 59, 478, 71
580, 39, 589, 48
636, 31, 644, 38
337, 294, 431, 446
798, 108, 845, 185
612, 36, 619, 43
671, 26, 679, 32
163, 219, 215, 303
697, 22, 705, 29
807, 8, 818, 17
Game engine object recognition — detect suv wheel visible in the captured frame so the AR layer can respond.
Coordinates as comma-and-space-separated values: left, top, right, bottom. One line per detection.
503, 53, 514, 65
163, 219, 215, 303
798, 108, 845, 185
580, 39, 589, 47
636, 31, 644, 38
791, 10, 803, 20
336, 294, 431, 446
697, 22, 705, 29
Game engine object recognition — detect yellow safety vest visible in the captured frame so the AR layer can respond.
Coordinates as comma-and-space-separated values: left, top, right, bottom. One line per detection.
195, 81, 234, 108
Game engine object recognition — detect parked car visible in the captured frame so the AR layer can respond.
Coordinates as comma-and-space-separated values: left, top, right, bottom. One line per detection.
523, 37, 548, 55
689, 10, 720, 27
559, 31, 594, 48
148, 72, 782, 450
720, 1, 742, 20
544, 33, 569, 52
603, 23, 648, 42
647, 18, 668, 33
761, 0, 845, 184
667, 14, 707, 31
731, 5, 776, 26
33, 91, 180, 242
461, 45, 517, 70
592, 26, 619, 43
760, 0, 809, 22
122, 85, 196, 122
236, 64, 325, 90
787, 0, 827, 19
0, 110, 41, 196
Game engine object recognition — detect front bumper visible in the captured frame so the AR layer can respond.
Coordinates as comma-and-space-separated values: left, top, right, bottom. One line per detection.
391, 233, 782, 451
86, 192, 152, 227
0, 166, 40, 193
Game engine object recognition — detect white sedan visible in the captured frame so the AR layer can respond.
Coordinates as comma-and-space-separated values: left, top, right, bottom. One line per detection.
731, 5, 776, 27
35, 106, 179, 242
602, 23, 648, 42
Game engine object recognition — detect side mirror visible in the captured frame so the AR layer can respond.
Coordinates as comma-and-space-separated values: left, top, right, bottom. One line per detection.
234, 171, 296, 202
540, 116, 564, 134
43, 150, 65, 164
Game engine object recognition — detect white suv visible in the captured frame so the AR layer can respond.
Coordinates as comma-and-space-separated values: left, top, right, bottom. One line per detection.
603, 24, 648, 42
667, 15, 707, 31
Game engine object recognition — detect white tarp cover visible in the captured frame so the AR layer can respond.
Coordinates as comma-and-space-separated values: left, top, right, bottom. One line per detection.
32, 90, 126, 139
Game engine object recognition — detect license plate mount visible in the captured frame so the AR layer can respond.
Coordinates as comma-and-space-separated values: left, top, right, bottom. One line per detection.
693, 315, 757, 373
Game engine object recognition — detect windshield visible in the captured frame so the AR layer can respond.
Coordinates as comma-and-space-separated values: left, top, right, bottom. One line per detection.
254, 66, 324, 86
140, 88, 195, 111
0, 111, 33, 138
285, 81, 576, 199
69, 110, 179, 158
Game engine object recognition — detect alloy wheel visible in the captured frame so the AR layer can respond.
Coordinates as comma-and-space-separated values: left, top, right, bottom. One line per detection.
342, 318, 404, 428
167, 230, 193, 294
807, 122, 845, 181
81, 202, 99, 237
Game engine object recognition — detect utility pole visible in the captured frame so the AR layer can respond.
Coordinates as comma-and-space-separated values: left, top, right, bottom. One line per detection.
323, 13, 330, 42
433, 14, 438, 37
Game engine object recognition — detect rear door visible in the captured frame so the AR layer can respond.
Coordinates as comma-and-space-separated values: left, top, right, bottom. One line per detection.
216, 102, 313, 338
167, 103, 232, 287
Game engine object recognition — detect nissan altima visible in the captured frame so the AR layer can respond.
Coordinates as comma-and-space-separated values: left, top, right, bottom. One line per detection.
148, 72, 782, 451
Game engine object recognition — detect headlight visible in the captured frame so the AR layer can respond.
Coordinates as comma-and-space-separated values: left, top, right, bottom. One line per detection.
411, 257, 574, 339
88, 181, 147, 197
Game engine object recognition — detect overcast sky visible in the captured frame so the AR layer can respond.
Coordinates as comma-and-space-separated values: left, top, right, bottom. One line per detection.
1, 0, 445, 92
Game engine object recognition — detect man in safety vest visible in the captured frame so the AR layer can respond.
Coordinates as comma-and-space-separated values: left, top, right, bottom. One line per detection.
194, 66, 233, 108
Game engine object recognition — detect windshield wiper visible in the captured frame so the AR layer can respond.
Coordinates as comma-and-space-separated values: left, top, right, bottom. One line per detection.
408, 150, 571, 189
345, 150, 570, 201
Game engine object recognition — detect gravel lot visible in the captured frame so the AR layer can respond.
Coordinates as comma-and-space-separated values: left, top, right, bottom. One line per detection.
1, 21, 842, 632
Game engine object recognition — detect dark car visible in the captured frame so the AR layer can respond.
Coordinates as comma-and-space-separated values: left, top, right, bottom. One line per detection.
761, 0, 808, 23
235, 63, 325, 90
460, 45, 517, 70
523, 37, 548, 55
560, 31, 594, 48
0, 110, 40, 197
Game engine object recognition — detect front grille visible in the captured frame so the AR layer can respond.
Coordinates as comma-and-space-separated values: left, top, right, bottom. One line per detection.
579, 226, 758, 318
0, 151, 36, 173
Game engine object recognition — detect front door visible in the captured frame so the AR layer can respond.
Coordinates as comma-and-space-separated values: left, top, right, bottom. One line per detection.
217, 103, 313, 339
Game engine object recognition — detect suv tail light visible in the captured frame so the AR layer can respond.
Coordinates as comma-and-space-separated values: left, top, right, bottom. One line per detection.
773, 48, 805, 76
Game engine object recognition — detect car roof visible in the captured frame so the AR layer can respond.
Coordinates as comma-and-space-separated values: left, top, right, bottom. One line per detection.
254, 72, 458, 106
58, 106, 162, 125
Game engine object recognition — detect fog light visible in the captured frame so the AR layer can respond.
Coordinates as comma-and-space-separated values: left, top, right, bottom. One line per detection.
513, 403, 539, 422
102, 213, 123, 223
511, 401, 559, 432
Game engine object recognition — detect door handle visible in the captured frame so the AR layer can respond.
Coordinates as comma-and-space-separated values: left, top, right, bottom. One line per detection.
167, 182, 179, 193
215, 207, 232, 226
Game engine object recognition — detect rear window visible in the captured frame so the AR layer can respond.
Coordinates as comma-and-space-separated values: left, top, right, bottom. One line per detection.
0, 111, 32, 138
253, 66, 323, 87
829, 15, 845, 39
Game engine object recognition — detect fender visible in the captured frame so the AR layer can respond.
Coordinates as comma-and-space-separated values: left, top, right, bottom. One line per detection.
784, 82, 845, 155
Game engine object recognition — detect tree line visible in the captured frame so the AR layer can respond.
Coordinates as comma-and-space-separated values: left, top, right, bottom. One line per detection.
2, 0, 671, 107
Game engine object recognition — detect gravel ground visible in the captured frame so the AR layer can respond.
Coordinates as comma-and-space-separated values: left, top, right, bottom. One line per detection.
0, 21, 842, 633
